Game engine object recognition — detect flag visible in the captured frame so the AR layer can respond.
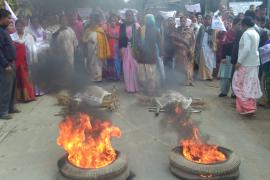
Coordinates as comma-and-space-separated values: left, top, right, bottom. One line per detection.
4, 0, 17, 20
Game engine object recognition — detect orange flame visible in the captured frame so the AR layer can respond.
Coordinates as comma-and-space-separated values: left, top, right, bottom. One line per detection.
181, 127, 226, 164
175, 104, 182, 115
57, 113, 121, 169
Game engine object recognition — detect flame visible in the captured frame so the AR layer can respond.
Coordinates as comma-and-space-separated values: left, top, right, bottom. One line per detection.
57, 113, 121, 169
174, 104, 182, 115
181, 127, 226, 164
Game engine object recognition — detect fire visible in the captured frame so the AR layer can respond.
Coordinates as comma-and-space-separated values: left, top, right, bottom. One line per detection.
57, 113, 121, 169
174, 104, 182, 115
181, 127, 226, 164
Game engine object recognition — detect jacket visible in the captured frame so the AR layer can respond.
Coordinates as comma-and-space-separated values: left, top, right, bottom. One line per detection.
238, 27, 260, 67
0, 26, 16, 68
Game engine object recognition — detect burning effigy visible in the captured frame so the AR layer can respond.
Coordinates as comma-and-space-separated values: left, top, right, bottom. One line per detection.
57, 113, 130, 180
147, 90, 206, 116
74, 86, 120, 110
56, 86, 120, 116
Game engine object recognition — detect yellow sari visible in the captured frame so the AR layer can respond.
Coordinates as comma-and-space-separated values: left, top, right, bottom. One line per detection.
83, 26, 110, 60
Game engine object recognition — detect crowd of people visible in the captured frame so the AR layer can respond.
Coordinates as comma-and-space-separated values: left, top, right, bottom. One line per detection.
0, 3, 270, 120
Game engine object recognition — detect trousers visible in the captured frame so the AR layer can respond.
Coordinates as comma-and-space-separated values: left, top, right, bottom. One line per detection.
0, 67, 16, 116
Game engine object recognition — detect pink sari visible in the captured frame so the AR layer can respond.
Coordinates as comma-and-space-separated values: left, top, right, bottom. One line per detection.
122, 25, 139, 93
232, 66, 262, 114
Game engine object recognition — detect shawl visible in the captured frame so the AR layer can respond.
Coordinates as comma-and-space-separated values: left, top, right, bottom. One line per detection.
83, 26, 111, 60
195, 25, 216, 63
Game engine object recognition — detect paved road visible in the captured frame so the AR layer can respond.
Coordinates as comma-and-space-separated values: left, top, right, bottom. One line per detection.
0, 80, 269, 180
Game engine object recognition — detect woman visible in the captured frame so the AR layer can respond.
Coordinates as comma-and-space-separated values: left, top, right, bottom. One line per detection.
51, 15, 78, 86
26, 17, 44, 41
25, 17, 46, 96
218, 17, 241, 97
105, 14, 121, 81
119, 10, 140, 93
232, 17, 262, 115
195, 15, 217, 80
83, 13, 110, 82
11, 19, 35, 102
137, 14, 161, 95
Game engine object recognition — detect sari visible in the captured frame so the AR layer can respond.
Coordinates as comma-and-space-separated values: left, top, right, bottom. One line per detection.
83, 26, 110, 82
232, 67, 262, 114
137, 14, 160, 95
105, 24, 121, 80
11, 33, 35, 102
172, 26, 195, 85
195, 26, 217, 80
119, 23, 140, 93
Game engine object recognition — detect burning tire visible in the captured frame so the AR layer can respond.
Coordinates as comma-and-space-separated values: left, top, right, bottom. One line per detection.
58, 151, 129, 180
169, 146, 241, 180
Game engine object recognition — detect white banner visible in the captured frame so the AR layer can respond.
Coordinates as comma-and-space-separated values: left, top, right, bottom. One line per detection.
159, 11, 176, 19
211, 16, 226, 32
259, 44, 270, 65
185, 3, 201, 13
229, 1, 262, 15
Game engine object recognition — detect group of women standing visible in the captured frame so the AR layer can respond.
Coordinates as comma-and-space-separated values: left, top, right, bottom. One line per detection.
84, 10, 161, 95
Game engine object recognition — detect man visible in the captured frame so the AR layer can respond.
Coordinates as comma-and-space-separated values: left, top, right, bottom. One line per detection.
197, 14, 203, 25
191, 15, 200, 37
245, 10, 268, 47
195, 15, 217, 80
249, 4, 256, 11
0, 9, 19, 120
172, 15, 195, 86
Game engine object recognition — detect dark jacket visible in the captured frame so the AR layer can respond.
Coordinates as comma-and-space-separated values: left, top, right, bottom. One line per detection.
231, 30, 243, 65
0, 26, 16, 68
119, 23, 137, 48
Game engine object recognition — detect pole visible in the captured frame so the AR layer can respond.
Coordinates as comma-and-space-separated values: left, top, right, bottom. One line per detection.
267, 0, 270, 16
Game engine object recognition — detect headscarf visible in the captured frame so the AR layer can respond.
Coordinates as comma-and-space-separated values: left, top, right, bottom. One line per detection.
83, 25, 111, 60
141, 14, 156, 43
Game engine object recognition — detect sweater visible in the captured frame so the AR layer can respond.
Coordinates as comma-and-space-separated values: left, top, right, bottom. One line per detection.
0, 26, 16, 68
238, 28, 260, 67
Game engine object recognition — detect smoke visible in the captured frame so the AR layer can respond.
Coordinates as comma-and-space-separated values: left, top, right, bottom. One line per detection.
31, 44, 90, 94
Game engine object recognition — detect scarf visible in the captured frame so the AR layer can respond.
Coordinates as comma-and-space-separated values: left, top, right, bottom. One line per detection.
83, 26, 111, 60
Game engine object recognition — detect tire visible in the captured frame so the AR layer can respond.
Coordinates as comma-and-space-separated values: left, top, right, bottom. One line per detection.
58, 151, 129, 180
170, 165, 240, 180
169, 146, 241, 176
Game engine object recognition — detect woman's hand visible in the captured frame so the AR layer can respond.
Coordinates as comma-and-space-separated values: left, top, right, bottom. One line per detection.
221, 59, 226, 64
235, 63, 241, 70
119, 49, 123, 61
4, 65, 14, 74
